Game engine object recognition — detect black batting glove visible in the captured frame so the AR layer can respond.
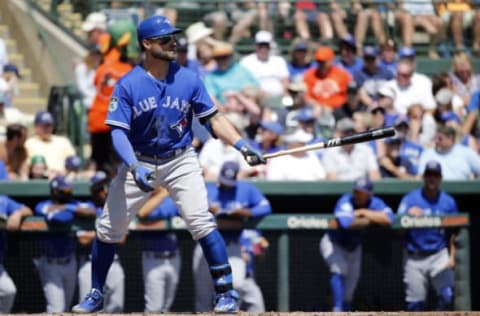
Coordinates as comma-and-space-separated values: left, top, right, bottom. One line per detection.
129, 163, 156, 192
234, 139, 266, 166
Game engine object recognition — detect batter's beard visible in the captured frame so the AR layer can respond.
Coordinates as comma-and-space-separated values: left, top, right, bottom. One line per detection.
151, 50, 177, 61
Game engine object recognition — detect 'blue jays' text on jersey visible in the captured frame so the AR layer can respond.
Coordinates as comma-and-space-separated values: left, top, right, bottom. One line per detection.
397, 188, 458, 253
35, 200, 79, 258
206, 182, 272, 244
328, 193, 394, 250
0, 195, 25, 262
105, 62, 217, 156
137, 196, 180, 253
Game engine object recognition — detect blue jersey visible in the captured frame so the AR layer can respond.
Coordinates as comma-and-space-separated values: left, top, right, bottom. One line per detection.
0, 195, 24, 262
328, 193, 393, 250
206, 181, 272, 243
397, 188, 458, 252
139, 196, 180, 252
400, 140, 423, 175
466, 90, 480, 113
105, 62, 217, 156
35, 200, 79, 258
240, 229, 263, 278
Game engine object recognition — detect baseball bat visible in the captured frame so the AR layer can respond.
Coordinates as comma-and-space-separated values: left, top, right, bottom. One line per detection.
262, 126, 396, 160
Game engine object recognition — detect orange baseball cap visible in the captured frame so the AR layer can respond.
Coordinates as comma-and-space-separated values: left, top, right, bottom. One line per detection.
315, 46, 335, 62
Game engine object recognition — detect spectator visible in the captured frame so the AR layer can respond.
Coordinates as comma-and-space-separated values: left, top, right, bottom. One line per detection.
293, 1, 334, 43
265, 128, 326, 181
354, 46, 394, 108
0, 194, 33, 313
287, 38, 315, 84
193, 161, 272, 312
184, 21, 217, 62
462, 90, 480, 135
375, 85, 398, 126
449, 52, 480, 105
322, 117, 380, 180
4, 123, 28, 180
332, 82, 364, 122
25, 111, 76, 176
384, 58, 436, 115
353, 1, 387, 51
199, 112, 254, 181
33, 176, 79, 312
76, 171, 125, 313
28, 155, 49, 179
398, 0, 443, 59
418, 125, 480, 180
392, 3, 414, 49
2, 63, 21, 107
251, 121, 284, 155
204, 42, 259, 107
431, 72, 465, 119
75, 45, 102, 110
304, 46, 352, 113
82, 11, 108, 46
240, 31, 290, 98
379, 136, 417, 179
88, 21, 135, 175
0, 38, 8, 76
335, 34, 363, 76
175, 37, 201, 76
406, 104, 437, 148
0, 93, 34, 138
436, 1, 480, 54
379, 39, 398, 76
136, 187, 180, 312
320, 177, 393, 312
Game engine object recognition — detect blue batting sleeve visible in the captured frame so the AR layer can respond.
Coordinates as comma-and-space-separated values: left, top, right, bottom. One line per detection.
111, 127, 138, 168
247, 184, 272, 218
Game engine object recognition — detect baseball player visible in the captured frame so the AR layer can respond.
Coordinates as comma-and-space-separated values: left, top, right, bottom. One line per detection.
320, 177, 393, 312
397, 160, 458, 311
72, 15, 265, 314
193, 161, 272, 312
76, 171, 125, 313
137, 187, 181, 312
0, 194, 32, 313
33, 176, 80, 312
239, 229, 269, 312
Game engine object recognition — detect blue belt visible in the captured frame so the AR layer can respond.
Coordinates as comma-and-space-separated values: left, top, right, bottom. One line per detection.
407, 249, 440, 258
136, 147, 187, 164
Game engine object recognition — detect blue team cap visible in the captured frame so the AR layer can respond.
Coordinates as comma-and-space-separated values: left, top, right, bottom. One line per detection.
90, 170, 109, 188
424, 160, 442, 175
34, 111, 54, 125
340, 34, 356, 49
353, 177, 373, 193
50, 175, 73, 192
65, 155, 82, 170
260, 121, 284, 135
296, 107, 316, 122
137, 15, 181, 43
398, 47, 416, 59
363, 46, 378, 58
219, 161, 240, 187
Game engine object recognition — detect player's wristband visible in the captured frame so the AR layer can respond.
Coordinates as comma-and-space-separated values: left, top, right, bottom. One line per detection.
234, 139, 247, 151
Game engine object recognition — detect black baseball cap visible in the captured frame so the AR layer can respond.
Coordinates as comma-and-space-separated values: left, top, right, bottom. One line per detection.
424, 160, 442, 175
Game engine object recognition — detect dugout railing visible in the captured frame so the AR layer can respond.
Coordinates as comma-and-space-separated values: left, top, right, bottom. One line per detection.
0, 208, 471, 312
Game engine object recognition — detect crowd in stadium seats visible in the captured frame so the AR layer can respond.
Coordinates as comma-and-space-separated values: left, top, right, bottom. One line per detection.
0, 1, 479, 183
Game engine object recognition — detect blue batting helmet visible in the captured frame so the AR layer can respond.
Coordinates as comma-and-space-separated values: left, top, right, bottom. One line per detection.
137, 15, 181, 44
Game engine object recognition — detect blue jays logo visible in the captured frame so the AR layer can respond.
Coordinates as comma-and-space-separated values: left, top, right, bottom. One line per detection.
170, 117, 188, 136
109, 97, 118, 112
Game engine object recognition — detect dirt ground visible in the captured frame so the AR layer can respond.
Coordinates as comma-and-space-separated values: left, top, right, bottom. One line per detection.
11, 312, 480, 316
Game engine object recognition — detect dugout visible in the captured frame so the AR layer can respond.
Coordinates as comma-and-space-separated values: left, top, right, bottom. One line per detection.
0, 180, 476, 312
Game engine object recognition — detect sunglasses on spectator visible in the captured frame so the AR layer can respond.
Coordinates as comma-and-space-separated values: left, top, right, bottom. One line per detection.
397, 71, 413, 78
150, 35, 177, 45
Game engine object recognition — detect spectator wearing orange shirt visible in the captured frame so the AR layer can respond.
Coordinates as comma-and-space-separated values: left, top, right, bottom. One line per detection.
87, 21, 137, 176
303, 46, 352, 114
